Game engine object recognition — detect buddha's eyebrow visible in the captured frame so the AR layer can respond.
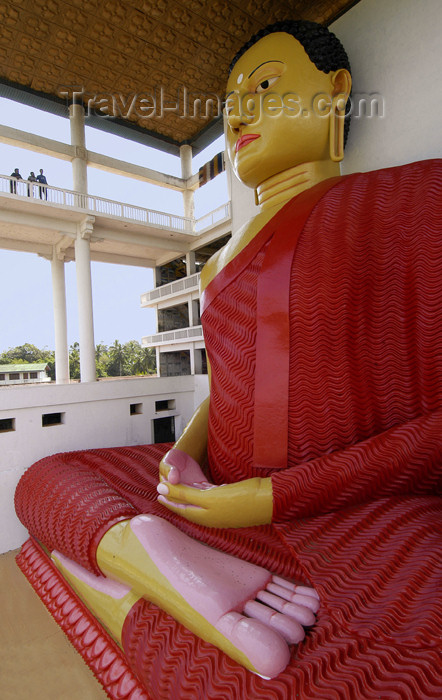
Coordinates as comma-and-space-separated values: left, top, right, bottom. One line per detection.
248, 60, 283, 78
225, 60, 284, 98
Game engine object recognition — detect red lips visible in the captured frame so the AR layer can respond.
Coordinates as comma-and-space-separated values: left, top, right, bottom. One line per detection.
235, 134, 261, 152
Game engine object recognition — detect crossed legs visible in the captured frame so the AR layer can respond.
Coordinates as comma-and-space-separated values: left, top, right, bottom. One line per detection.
53, 514, 319, 679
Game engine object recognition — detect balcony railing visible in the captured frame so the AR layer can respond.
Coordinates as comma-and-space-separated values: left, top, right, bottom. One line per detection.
142, 325, 204, 346
1, 174, 198, 234
195, 202, 231, 232
141, 272, 201, 306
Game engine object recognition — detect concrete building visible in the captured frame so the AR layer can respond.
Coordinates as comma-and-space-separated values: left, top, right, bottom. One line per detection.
0, 363, 50, 386
141, 227, 231, 377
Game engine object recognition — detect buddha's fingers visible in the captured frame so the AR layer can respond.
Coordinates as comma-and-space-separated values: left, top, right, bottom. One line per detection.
244, 600, 305, 644
257, 590, 316, 626
216, 611, 290, 679
267, 582, 320, 613
272, 575, 320, 600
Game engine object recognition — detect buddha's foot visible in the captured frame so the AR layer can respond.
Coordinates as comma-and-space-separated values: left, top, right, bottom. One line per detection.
78, 514, 320, 678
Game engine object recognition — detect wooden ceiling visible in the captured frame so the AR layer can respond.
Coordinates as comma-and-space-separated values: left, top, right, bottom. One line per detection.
0, 0, 359, 150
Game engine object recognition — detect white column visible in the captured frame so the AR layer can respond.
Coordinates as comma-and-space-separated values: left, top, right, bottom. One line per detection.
154, 266, 162, 288
194, 348, 203, 374
180, 144, 194, 220
75, 217, 96, 382
156, 347, 161, 376
188, 298, 201, 328
190, 346, 196, 375
185, 251, 196, 276
188, 299, 194, 328
50, 251, 70, 384
69, 103, 88, 194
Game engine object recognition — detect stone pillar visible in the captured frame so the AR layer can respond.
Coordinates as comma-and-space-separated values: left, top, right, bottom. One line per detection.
193, 348, 203, 374
156, 347, 161, 376
50, 250, 70, 384
180, 144, 194, 221
188, 298, 201, 328
75, 217, 96, 382
190, 346, 195, 375
69, 103, 88, 195
154, 266, 162, 288
185, 251, 196, 276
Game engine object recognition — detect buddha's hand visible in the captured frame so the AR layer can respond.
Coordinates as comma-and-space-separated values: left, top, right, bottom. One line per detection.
159, 448, 209, 487
156, 472, 273, 528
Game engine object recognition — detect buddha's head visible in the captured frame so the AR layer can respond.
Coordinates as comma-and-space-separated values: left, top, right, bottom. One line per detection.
226, 21, 352, 189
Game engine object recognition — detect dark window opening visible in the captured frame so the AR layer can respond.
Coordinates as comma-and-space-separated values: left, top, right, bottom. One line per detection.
0, 374, 5, 380
0, 418, 15, 433
30, 372, 38, 379
160, 350, 191, 377
158, 303, 189, 332
42, 412, 64, 427
22, 372, 29, 379
9, 373, 19, 380
155, 399, 176, 412
153, 416, 175, 443
197, 348, 208, 374
157, 258, 186, 287
130, 403, 143, 415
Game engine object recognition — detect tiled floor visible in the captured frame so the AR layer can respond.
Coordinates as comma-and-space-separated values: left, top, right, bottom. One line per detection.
0, 549, 108, 700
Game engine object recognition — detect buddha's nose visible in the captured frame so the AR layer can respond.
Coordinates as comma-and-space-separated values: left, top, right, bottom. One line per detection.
227, 107, 255, 133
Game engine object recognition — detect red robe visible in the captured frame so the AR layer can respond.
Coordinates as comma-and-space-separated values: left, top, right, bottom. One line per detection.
15, 160, 442, 699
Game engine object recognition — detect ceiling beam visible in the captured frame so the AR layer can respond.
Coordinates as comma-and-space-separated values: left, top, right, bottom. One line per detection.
89, 251, 156, 268
93, 225, 189, 252
0, 208, 78, 233
0, 124, 188, 190
0, 236, 53, 256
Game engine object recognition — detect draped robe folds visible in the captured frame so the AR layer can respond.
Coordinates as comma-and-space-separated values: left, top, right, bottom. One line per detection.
15, 160, 442, 699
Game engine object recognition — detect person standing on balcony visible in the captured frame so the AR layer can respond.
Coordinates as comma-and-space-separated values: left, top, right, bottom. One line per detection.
36, 168, 48, 199
9, 168, 22, 194
27, 171, 37, 197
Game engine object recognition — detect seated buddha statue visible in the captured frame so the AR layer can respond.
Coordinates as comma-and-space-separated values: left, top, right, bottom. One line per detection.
15, 20, 442, 693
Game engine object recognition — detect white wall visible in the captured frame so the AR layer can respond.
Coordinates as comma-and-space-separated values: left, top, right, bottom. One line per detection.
332, 0, 442, 174
0, 375, 209, 553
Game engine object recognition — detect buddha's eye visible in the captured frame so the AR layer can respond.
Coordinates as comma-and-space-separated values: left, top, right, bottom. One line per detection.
255, 76, 279, 93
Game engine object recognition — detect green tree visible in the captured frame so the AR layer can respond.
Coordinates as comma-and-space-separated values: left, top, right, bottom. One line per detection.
95, 342, 109, 378
137, 346, 156, 375
0, 343, 51, 364
124, 340, 143, 375
69, 342, 80, 380
107, 340, 127, 376
0, 340, 156, 381
0, 344, 56, 380
46, 355, 56, 381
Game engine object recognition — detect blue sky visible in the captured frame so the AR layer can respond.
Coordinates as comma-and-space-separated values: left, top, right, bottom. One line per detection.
0, 97, 227, 352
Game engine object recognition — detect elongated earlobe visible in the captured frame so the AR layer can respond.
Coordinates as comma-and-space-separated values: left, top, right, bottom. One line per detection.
329, 69, 351, 162
329, 95, 346, 162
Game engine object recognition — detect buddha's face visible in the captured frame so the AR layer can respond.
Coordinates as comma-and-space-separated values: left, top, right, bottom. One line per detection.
226, 32, 349, 188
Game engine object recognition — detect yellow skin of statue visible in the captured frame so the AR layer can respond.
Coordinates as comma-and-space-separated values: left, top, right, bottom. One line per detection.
157, 32, 352, 528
